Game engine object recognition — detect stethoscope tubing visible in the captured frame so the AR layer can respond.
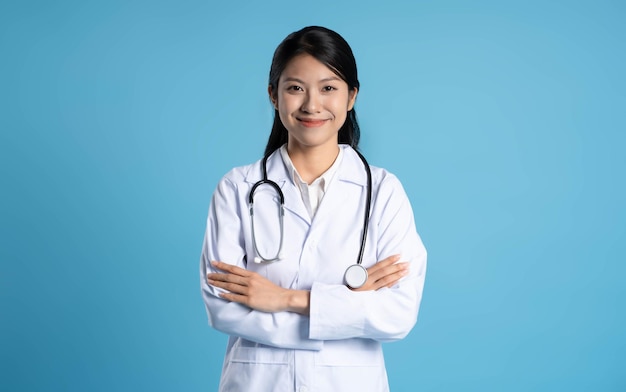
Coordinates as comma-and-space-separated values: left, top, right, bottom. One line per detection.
248, 147, 372, 287
353, 148, 372, 268
249, 155, 285, 263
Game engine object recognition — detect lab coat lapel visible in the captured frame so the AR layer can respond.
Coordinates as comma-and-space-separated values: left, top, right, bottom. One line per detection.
313, 147, 368, 225
264, 151, 311, 225
281, 183, 311, 224
313, 177, 351, 223
244, 147, 367, 226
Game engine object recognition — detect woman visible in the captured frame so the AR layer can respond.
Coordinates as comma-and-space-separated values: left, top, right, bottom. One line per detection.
200, 26, 427, 392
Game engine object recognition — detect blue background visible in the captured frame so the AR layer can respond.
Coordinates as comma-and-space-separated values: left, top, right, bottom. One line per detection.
1, 0, 625, 391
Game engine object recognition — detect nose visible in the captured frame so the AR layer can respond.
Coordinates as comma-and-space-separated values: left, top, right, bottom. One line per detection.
301, 91, 321, 113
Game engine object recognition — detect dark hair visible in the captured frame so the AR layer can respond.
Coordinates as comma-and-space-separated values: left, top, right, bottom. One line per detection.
264, 26, 360, 157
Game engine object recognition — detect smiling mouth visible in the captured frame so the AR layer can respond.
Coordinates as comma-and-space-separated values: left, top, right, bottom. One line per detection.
298, 119, 328, 128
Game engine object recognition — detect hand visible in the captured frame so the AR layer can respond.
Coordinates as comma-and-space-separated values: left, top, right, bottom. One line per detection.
207, 261, 309, 314
352, 254, 409, 292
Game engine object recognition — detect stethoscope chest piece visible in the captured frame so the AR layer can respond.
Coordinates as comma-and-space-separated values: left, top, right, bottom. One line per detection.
344, 264, 368, 289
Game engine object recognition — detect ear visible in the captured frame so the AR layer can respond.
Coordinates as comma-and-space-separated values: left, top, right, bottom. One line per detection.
347, 87, 358, 111
268, 85, 278, 110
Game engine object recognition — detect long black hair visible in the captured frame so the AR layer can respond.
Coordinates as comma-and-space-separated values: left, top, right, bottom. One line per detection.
264, 26, 361, 157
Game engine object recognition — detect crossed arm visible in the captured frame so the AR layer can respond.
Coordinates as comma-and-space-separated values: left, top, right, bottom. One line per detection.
206, 254, 409, 315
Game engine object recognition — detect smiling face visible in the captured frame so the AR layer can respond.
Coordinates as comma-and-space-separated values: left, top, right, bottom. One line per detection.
269, 54, 357, 154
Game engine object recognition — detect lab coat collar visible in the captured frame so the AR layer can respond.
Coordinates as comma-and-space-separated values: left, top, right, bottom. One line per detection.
243, 147, 290, 184
243, 144, 367, 185
243, 144, 368, 223
244, 148, 310, 222
334, 144, 368, 187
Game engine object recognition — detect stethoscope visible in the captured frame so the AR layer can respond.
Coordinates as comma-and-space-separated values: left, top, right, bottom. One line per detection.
248, 148, 372, 289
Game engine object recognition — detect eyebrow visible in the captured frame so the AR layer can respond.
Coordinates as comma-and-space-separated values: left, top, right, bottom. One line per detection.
283, 76, 343, 84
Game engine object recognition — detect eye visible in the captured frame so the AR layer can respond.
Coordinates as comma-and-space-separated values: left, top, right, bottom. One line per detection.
322, 86, 336, 92
287, 85, 303, 92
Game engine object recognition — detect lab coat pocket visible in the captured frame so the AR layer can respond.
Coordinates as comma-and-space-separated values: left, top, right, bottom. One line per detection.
314, 343, 387, 392
221, 347, 292, 392
231, 347, 290, 364
315, 347, 380, 367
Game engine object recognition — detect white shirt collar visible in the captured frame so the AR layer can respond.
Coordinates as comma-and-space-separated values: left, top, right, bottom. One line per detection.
279, 144, 343, 189
279, 144, 344, 217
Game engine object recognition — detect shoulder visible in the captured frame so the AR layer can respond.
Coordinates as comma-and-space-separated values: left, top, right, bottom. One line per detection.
369, 163, 402, 188
218, 158, 263, 187
364, 162, 417, 225
209, 160, 259, 203
214, 150, 286, 198
341, 146, 404, 191
368, 164, 409, 208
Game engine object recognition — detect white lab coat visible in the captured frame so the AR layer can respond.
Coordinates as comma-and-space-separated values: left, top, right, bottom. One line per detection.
200, 145, 427, 392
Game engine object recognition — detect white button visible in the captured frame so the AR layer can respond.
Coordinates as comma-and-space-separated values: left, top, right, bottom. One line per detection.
299, 387, 308, 392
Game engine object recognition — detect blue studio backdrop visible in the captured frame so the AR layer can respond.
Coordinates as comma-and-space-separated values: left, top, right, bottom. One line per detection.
1, 1, 625, 391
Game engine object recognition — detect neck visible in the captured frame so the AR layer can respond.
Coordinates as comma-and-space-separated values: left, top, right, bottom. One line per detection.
287, 144, 340, 184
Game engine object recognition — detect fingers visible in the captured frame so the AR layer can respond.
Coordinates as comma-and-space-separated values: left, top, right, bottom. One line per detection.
207, 272, 247, 286
218, 292, 247, 304
210, 260, 250, 276
208, 278, 248, 294
367, 255, 401, 274
367, 261, 409, 282
369, 261, 407, 277
209, 258, 408, 296
207, 271, 255, 298
365, 255, 409, 291
207, 261, 253, 290
374, 267, 409, 289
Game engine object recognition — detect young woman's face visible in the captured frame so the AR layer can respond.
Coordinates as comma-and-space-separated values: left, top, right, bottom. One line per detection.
270, 54, 357, 152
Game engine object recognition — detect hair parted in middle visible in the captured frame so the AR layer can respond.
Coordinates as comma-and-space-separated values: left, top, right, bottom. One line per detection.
265, 26, 361, 157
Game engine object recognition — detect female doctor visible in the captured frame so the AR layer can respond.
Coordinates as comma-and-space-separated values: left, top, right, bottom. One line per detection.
200, 26, 427, 392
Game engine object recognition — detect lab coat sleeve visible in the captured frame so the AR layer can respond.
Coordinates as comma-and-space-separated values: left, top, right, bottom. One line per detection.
309, 174, 427, 342
200, 175, 323, 350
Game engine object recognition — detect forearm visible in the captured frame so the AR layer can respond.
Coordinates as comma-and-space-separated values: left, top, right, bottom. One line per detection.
201, 280, 322, 350
201, 251, 319, 349
309, 266, 425, 342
